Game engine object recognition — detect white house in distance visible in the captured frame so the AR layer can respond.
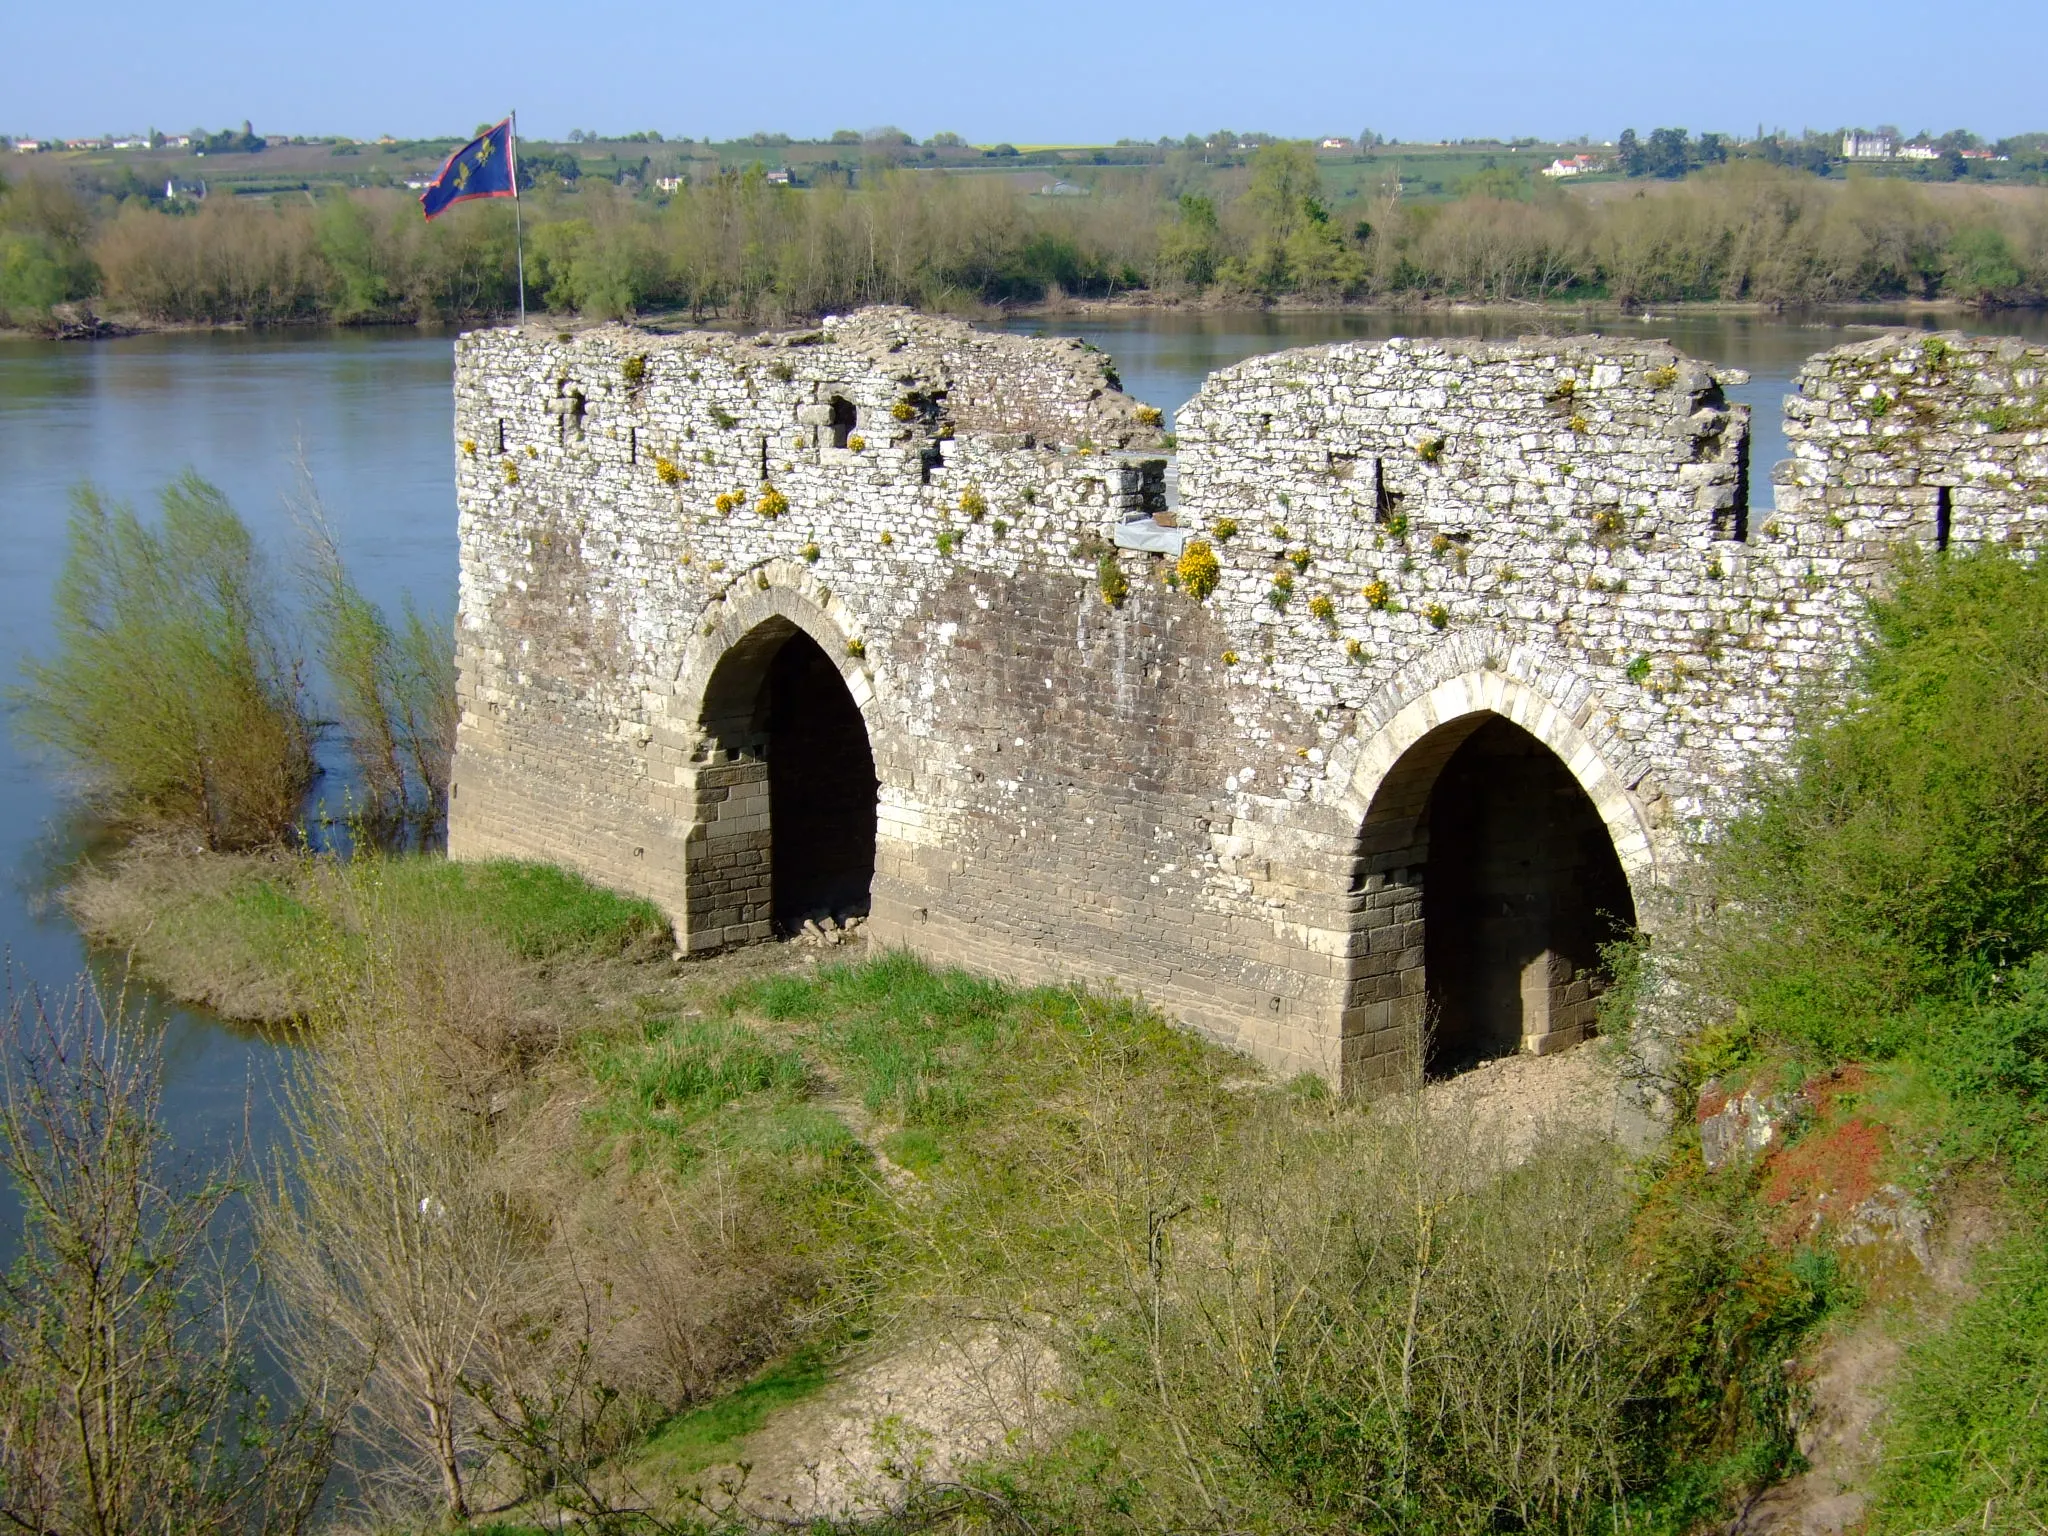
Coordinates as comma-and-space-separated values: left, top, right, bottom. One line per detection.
1842, 130, 1896, 159
1319, 137, 1354, 151
1541, 153, 1603, 177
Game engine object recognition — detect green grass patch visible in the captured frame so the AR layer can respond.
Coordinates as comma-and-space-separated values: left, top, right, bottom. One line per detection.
581, 1013, 814, 1172
725, 949, 1018, 1126
640, 1344, 839, 1479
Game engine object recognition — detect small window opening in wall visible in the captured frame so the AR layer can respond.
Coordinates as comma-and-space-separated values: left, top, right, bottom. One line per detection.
628, 426, 637, 465
760, 437, 769, 478
1714, 432, 1751, 542
1373, 458, 1405, 523
828, 395, 856, 449
1936, 485, 1952, 552
495, 419, 505, 454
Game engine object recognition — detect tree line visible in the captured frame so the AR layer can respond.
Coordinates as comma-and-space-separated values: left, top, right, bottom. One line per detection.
2, 144, 2045, 330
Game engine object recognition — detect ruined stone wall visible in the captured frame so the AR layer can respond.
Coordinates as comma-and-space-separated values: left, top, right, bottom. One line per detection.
448, 311, 2048, 1086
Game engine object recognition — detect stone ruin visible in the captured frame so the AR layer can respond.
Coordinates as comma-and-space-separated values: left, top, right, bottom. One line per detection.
447, 307, 2048, 1086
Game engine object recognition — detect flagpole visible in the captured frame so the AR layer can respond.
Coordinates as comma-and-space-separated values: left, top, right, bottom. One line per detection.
510, 109, 527, 325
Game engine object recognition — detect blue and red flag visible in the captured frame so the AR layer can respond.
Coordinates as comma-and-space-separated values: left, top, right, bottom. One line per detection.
420, 119, 516, 219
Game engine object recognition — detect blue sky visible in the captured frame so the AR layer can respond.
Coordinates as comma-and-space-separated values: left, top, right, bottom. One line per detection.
5, 0, 2043, 144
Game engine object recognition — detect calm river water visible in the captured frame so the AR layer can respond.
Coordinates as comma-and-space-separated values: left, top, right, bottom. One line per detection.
3, 307, 2046, 1193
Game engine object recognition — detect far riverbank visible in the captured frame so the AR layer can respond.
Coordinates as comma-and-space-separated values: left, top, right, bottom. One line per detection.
8, 293, 2043, 344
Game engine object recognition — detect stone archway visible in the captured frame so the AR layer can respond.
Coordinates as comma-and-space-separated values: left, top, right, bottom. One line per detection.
666, 572, 880, 953
1332, 663, 1655, 1085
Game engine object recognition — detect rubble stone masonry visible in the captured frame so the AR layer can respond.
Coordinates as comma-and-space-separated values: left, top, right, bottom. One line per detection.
448, 309, 2048, 1087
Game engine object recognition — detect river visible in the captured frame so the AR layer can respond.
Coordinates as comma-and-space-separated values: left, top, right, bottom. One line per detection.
3, 307, 2045, 1196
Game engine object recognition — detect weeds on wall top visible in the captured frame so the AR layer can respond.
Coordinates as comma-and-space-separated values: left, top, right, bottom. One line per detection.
1646, 364, 1680, 390
1135, 406, 1164, 427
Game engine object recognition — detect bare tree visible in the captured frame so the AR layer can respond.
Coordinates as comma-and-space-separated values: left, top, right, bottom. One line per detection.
0, 977, 334, 1536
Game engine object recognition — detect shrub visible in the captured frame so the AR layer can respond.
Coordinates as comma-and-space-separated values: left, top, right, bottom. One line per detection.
1362, 578, 1392, 609
300, 483, 454, 839
958, 486, 987, 521
11, 475, 312, 850
1096, 550, 1129, 608
755, 484, 788, 519
654, 454, 685, 485
1212, 517, 1239, 542
1704, 548, 2048, 1054
621, 353, 647, 388
1176, 539, 1221, 600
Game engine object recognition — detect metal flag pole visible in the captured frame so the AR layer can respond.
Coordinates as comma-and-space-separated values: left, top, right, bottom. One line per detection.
510, 109, 527, 324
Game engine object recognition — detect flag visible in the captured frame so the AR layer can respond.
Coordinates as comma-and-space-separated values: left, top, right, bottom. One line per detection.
420, 119, 516, 220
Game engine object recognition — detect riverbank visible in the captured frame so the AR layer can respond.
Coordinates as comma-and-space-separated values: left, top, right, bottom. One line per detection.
55, 837, 2029, 1534
8, 292, 2040, 345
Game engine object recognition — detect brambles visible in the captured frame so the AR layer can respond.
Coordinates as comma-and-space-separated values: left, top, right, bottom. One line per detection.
1176, 539, 1221, 601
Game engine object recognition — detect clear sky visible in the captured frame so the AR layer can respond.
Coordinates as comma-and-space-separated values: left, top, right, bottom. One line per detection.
5, 0, 2043, 144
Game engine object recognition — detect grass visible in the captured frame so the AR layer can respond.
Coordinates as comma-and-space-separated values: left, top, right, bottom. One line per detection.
64, 847, 670, 1020
639, 1344, 839, 1479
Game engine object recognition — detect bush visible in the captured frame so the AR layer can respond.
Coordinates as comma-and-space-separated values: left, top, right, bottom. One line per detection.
1705, 548, 2048, 1054
11, 474, 312, 849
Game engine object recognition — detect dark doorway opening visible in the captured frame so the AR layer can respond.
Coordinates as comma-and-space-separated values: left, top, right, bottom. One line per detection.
764, 631, 877, 929
1422, 717, 1635, 1074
